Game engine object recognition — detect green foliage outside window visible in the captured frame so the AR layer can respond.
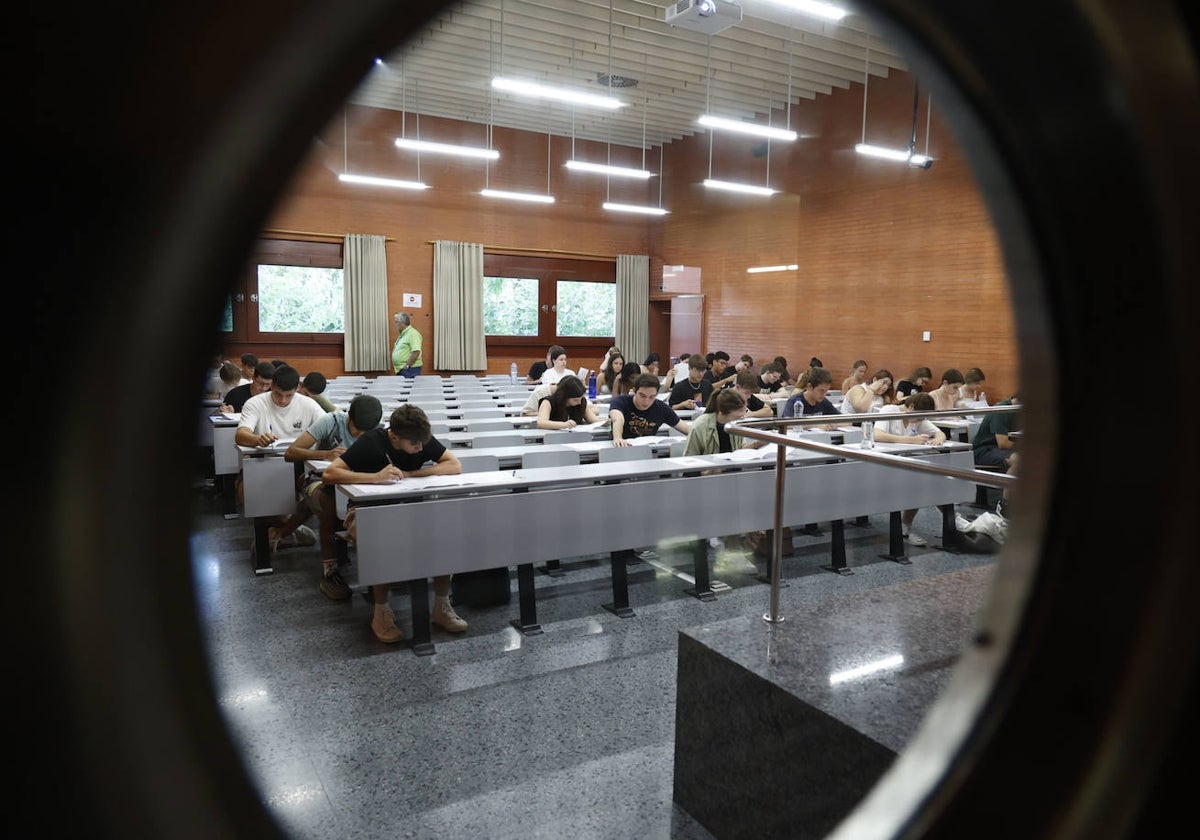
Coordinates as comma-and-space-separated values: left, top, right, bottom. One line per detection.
257, 265, 345, 332
556, 280, 615, 337
483, 276, 538, 336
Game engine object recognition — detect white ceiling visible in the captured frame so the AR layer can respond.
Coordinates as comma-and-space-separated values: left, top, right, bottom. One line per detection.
348, 0, 908, 151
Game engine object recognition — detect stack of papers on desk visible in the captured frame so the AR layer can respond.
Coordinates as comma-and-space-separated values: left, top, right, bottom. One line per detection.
627, 435, 670, 446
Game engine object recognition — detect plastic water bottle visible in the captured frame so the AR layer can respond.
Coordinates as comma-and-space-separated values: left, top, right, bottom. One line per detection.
587, 370, 597, 399
861, 420, 875, 449
510, 362, 518, 385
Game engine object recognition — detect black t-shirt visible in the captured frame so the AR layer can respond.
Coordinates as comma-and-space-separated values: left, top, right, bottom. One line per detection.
223, 383, 253, 412
341, 427, 448, 473
609, 394, 681, 438
896, 379, 920, 397
538, 395, 588, 424
669, 377, 713, 407
716, 421, 733, 453
758, 375, 785, 393
746, 393, 766, 412
527, 361, 548, 382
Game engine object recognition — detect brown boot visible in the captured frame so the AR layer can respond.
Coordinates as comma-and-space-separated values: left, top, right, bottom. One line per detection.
370, 606, 404, 643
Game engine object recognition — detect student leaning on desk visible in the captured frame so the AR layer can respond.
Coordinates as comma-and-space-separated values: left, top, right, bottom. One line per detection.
321, 404, 469, 644
610, 373, 692, 446
235, 365, 327, 551
284, 394, 383, 602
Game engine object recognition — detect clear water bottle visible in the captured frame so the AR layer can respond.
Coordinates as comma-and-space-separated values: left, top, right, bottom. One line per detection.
510, 362, 518, 385
587, 370, 597, 399
861, 420, 875, 449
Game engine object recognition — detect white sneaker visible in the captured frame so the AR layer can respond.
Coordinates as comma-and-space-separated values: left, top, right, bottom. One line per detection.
432, 599, 468, 633
904, 531, 928, 547
292, 524, 317, 546
634, 548, 659, 560
708, 537, 725, 549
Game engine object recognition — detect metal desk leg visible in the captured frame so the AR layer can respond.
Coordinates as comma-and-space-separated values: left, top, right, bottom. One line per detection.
408, 579, 435, 656
823, 519, 854, 576
511, 563, 544, 635
220, 474, 239, 519
684, 539, 716, 601
938, 503, 963, 553
880, 511, 911, 564
251, 517, 273, 575
602, 549, 636, 618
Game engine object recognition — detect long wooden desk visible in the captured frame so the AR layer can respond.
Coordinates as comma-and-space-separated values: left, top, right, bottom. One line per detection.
342, 442, 975, 654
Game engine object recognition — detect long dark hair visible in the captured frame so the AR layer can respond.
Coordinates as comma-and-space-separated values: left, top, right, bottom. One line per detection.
546, 374, 588, 422
601, 352, 625, 392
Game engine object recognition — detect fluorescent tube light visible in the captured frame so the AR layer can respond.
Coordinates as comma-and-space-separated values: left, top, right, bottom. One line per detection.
492, 77, 624, 110
909, 153, 934, 167
480, 188, 555, 204
768, 1, 848, 22
698, 115, 797, 141
566, 160, 653, 179
746, 264, 799, 273
703, 178, 777, 196
602, 202, 669, 216
855, 143, 913, 161
338, 173, 428, 190
395, 138, 498, 160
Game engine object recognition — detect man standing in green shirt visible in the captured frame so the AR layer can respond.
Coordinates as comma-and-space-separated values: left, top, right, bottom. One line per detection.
391, 312, 423, 377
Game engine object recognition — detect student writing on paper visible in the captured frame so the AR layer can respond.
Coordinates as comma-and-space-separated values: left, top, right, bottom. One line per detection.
322, 404, 468, 644
610, 374, 692, 446
536, 374, 602, 430
234, 365, 327, 555
873, 392, 948, 547
732, 370, 775, 419
285, 394, 383, 602
781, 366, 843, 431
683, 389, 749, 456
220, 360, 275, 413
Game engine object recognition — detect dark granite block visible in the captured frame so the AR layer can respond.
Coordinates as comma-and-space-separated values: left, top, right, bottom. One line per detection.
673, 567, 992, 839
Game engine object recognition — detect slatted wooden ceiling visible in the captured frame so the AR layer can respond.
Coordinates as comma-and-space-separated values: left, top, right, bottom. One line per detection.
349, 0, 908, 150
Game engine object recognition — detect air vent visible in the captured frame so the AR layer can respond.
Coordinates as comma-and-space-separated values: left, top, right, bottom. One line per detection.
597, 72, 639, 89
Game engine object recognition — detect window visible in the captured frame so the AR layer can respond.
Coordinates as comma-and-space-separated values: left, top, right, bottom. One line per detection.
483, 254, 616, 354
220, 239, 345, 354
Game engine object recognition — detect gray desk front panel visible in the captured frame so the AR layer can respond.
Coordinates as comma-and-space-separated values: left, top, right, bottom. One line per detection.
353, 450, 973, 585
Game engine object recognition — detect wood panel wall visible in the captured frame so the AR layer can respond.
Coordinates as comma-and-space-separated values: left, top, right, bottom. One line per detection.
257, 68, 1017, 399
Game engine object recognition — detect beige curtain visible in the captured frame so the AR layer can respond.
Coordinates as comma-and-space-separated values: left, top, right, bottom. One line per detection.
432, 240, 487, 370
342, 234, 390, 371
616, 254, 650, 365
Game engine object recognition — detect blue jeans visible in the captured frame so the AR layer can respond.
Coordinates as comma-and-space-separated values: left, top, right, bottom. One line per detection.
398, 365, 422, 379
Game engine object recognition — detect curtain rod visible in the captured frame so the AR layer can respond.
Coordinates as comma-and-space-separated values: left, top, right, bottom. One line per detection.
263, 228, 396, 242
425, 241, 616, 261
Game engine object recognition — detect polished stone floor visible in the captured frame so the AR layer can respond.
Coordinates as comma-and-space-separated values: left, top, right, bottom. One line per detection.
191, 484, 999, 839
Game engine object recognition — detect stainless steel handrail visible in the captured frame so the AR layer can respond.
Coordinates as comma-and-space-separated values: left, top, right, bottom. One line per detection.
728, 403, 1022, 623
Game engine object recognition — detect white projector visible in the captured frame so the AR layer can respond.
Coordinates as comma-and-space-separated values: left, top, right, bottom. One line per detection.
664, 0, 743, 36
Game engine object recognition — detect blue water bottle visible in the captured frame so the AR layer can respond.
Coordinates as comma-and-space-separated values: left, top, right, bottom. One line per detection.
587, 369, 597, 399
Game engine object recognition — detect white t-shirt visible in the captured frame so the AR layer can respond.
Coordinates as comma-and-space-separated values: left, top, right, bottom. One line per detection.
238, 391, 326, 440
522, 383, 554, 416
541, 367, 571, 385
874, 404, 938, 438
839, 384, 884, 415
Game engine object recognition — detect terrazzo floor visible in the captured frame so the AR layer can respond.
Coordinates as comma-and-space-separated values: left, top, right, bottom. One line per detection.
190, 484, 1000, 839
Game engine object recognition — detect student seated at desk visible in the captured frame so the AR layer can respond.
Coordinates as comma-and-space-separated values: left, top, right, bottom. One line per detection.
669, 354, 713, 410
220, 360, 275, 413
841, 359, 869, 394
956, 367, 988, 408
732, 370, 774, 419
299, 370, 338, 413
322, 405, 468, 644
840, 369, 896, 416
536, 374, 601, 430
286, 394, 383, 602
928, 368, 965, 411
540, 345, 572, 385
872, 392, 948, 546
613, 362, 641, 397
683, 389, 749, 456
781, 367, 842, 430
757, 361, 787, 394
610, 374, 692, 446
895, 366, 933, 398
236, 365, 327, 551
973, 393, 1020, 469
596, 352, 624, 396
521, 382, 555, 416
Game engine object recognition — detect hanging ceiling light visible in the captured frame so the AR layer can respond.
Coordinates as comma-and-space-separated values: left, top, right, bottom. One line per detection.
697, 115, 797, 142
491, 77, 624, 110
566, 160, 652, 179
603, 201, 668, 216
766, 0, 848, 22
338, 94, 427, 191
481, 188, 555, 204
854, 36, 934, 168
746, 264, 799, 273
394, 137, 498, 160
700, 36, 779, 197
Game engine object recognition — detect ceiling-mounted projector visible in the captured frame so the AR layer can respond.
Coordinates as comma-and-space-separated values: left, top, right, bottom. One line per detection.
664, 0, 743, 36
